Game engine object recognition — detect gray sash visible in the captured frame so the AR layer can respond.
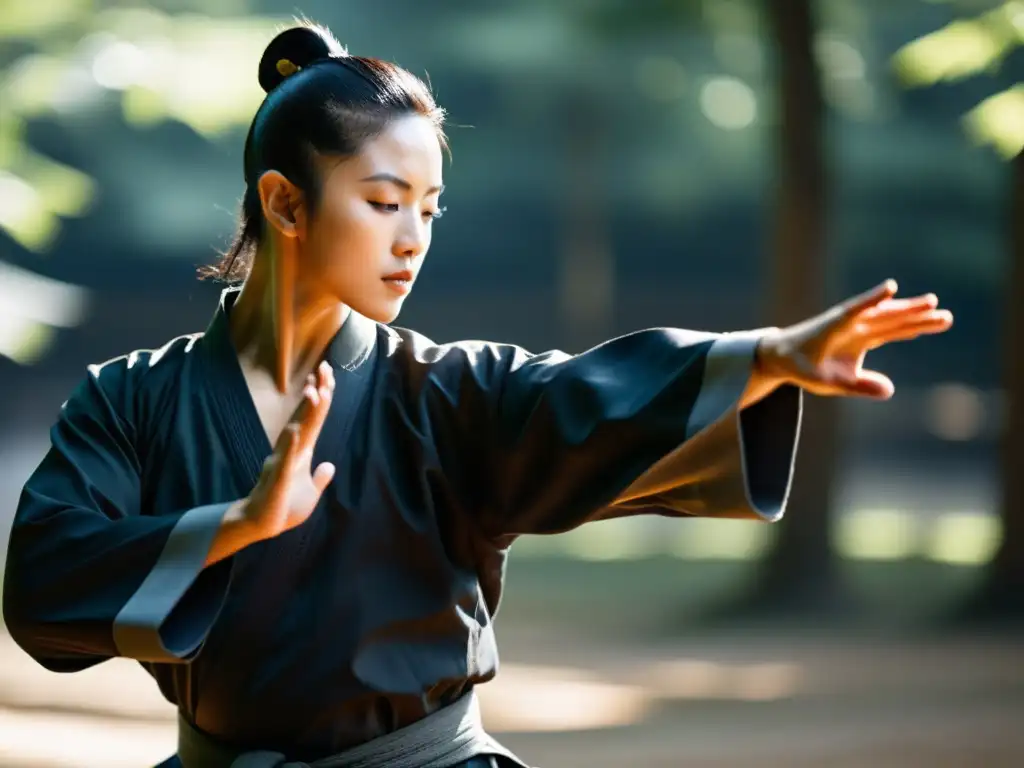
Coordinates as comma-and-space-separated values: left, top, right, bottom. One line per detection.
176, 692, 526, 768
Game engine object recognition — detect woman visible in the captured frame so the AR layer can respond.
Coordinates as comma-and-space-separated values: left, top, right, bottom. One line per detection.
2, 22, 952, 768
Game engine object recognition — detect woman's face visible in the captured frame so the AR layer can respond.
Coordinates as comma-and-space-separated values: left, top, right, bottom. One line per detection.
299, 114, 444, 324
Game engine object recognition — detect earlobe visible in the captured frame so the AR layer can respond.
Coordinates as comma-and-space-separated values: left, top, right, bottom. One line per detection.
257, 170, 301, 239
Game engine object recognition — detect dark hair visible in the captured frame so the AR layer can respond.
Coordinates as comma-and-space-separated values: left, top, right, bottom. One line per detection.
200, 22, 446, 282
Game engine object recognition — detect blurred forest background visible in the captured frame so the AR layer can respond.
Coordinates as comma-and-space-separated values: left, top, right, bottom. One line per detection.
1, 0, 1023, 766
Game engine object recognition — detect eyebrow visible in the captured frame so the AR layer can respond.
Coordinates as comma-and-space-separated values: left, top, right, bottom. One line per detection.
360, 173, 444, 195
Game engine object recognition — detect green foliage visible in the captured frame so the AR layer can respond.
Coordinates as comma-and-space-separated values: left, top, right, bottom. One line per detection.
893, 0, 1024, 158
0, 4, 283, 251
0, 1, 282, 362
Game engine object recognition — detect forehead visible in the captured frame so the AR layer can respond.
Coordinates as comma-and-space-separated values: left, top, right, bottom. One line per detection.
330, 115, 443, 187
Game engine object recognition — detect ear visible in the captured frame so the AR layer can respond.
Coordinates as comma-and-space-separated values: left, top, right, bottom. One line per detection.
257, 170, 305, 239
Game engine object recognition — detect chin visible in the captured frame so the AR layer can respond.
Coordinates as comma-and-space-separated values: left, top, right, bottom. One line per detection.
352, 299, 403, 325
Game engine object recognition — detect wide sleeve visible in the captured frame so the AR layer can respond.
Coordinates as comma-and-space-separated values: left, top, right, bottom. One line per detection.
2, 361, 235, 671
465, 328, 803, 538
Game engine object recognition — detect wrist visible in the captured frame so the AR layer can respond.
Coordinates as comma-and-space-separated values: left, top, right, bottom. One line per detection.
754, 328, 790, 384
737, 330, 785, 408
222, 498, 267, 546
203, 498, 265, 568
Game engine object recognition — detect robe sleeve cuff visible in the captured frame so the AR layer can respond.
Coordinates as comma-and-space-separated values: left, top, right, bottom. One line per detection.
615, 330, 803, 521
112, 502, 234, 663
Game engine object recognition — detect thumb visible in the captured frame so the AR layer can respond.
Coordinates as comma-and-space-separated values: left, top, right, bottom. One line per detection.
311, 462, 336, 495
840, 369, 895, 400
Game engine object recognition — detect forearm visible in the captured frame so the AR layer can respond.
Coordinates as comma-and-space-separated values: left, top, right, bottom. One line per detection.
5, 498, 246, 666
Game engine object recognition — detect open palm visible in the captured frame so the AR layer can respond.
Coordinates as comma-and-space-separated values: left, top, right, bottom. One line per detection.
767, 280, 954, 399
245, 360, 337, 538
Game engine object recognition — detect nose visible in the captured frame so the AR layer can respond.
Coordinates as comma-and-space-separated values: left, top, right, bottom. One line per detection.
392, 210, 428, 260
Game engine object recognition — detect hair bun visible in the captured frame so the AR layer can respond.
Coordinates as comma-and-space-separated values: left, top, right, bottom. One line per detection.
258, 23, 347, 93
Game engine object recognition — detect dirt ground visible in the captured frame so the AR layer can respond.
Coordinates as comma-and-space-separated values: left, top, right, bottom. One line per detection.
2, 621, 1022, 768
1, 557, 1021, 767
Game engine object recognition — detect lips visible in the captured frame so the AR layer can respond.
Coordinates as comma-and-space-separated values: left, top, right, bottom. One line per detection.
382, 269, 414, 296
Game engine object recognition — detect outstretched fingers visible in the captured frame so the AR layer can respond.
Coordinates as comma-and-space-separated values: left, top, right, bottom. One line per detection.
859, 294, 938, 321
840, 280, 899, 320
863, 310, 953, 349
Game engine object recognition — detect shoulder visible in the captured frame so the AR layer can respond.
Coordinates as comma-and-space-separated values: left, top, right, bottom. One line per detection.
81, 332, 200, 398
378, 324, 537, 380
67, 333, 201, 428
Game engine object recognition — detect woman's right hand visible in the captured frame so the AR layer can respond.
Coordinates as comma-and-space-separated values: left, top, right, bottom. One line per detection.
756, 280, 952, 400
243, 360, 337, 540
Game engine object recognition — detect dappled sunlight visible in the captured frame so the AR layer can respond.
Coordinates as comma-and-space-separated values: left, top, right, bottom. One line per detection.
0, 634, 172, 721
964, 84, 1024, 159
0, 633, 812, 766
893, 19, 1008, 85
557, 518, 663, 562
0, 2, 1016, 767
700, 76, 759, 130
0, 154, 96, 251
482, 659, 804, 733
892, 1, 1024, 161
0, 641, 655, 765
0, 0, 91, 40
0, 706, 176, 768
836, 510, 918, 562
893, 1, 1024, 87
639, 659, 803, 702
0, 262, 89, 365
479, 665, 651, 732
927, 513, 1002, 566
667, 518, 770, 561
0, 316, 56, 368
513, 509, 1003, 567
0, 7, 282, 251
99, 17, 281, 137
4, 632, 1019, 766
0, 171, 54, 252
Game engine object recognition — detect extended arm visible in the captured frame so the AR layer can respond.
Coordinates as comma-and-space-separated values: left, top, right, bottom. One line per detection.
447, 280, 949, 539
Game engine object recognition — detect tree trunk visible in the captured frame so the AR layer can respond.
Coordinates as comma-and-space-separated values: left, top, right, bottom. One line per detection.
741, 0, 845, 613
958, 148, 1024, 623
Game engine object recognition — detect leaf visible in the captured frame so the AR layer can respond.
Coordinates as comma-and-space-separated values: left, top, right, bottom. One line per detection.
0, 260, 90, 365
0, 170, 61, 251
963, 83, 1024, 157
0, 0, 92, 41
0, 8, 282, 250
892, 1, 1024, 86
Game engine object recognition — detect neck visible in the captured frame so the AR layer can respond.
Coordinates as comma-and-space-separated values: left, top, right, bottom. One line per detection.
230, 247, 348, 394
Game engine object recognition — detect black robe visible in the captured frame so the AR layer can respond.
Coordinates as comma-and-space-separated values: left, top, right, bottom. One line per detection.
2, 287, 802, 763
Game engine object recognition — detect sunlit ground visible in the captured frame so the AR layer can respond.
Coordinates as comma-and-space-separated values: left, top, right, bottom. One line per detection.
2, 554, 1022, 768
2, 624, 1023, 768
0, 496, 1015, 766
0, 441, 1012, 765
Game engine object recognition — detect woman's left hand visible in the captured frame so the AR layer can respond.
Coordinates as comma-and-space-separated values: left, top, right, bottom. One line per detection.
756, 280, 954, 400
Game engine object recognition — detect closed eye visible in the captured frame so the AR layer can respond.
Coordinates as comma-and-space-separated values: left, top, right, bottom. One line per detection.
371, 201, 446, 222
